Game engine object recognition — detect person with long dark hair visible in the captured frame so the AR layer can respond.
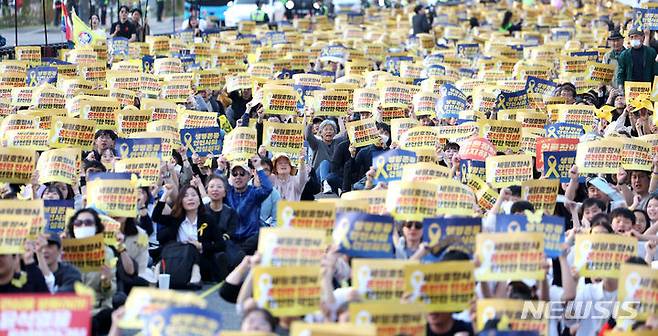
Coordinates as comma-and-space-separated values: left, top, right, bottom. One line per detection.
153, 184, 228, 282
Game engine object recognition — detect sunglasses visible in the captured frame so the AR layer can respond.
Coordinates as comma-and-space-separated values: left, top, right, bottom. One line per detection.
231, 171, 247, 177
403, 222, 423, 230
73, 219, 95, 227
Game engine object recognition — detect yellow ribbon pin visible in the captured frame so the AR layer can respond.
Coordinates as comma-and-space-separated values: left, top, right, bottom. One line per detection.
596, 106, 614, 122
198, 223, 208, 236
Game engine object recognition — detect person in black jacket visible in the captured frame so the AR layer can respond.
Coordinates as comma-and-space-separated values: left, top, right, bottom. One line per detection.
412, 5, 432, 35
42, 232, 82, 293
0, 253, 49, 293
203, 175, 241, 280
153, 184, 228, 282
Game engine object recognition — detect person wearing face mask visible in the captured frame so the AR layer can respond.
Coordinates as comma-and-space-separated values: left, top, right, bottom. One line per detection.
615, 28, 658, 89
66, 208, 117, 335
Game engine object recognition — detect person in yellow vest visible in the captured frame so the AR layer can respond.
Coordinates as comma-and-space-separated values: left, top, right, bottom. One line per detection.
250, 1, 269, 24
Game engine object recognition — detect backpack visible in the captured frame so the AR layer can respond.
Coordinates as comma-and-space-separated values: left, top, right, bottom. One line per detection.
159, 242, 198, 289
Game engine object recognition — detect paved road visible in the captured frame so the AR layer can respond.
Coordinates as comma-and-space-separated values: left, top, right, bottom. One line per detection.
0, 15, 181, 47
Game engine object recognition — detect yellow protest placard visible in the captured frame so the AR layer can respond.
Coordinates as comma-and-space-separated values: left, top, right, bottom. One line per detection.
575, 139, 624, 174
119, 287, 207, 329
115, 109, 150, 136
78, 98, 121, 130
0, 215, 33, 254
31, 85, 66, 110
141, 98, 179, 121
4, 129, 50, 151
0, 200, 43, 237
177, 110, 218, 129
258, 227, 326, 267
390, 118, 417, 144
475, 232, 545, 281
100, 214, 121, 247
386, 180, 438, 221
106, 71, 141, 91
15, 46, 41, 63
223, 127, 257, 163
522, 179, 560, 215
476, 299, 548, 336
380, 83, 412, 108
341, 190, 388, 215
353, 88, 379, 113
62, 234, 105, 273
352, 258, 413, 301
252, 266, 321, 317
479, 119, 522, 152
195, 69, 224, 91
434, 177, 476, 216
349, 303, 426, 336
23, 108, 66, 130
404, 261, 474, 312
289, 322, 376, 336
618, 263, 658, 321
621, 138, 652, 171
557, 104, 596, 131
0, 147, 36, 184
470, 175, 499, 211
11, 86, 36, 107
347, 118, 380, 148
263, 121, 304, 155
0, 115, 38, 137
516, 111, 548, 130
109, 88, 136, 108
263, 87, 299, 115
313, 90, 351, 117
625, 82, 652, 105
160, 81, 192, 103
574, 233, 637, 278
401, 162, 451, 182
412, 92, 438, 117
114, 158, 161, 187
585, 62, 615, 84
49, 116, 97, 150
277, 200, 336, 232
77, 61, 107, 83
36, 148, 80, 184
400, 126, 440, 151
485, 154, 533, 188
86, 175, 139, 218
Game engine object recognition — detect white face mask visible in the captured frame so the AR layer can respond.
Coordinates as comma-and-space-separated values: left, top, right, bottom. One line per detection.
73, 226, 97, 239
631, 39, 642, 48
380, 134, 390, 145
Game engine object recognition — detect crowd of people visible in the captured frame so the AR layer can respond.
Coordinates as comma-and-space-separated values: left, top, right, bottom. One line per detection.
2, 0, 658, 335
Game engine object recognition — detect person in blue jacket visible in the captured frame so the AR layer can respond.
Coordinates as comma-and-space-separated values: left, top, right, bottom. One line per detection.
224, 156, 273, 255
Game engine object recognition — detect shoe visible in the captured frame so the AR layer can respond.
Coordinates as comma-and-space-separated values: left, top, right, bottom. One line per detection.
190, 264, 201, 283
322, 180, 332, 194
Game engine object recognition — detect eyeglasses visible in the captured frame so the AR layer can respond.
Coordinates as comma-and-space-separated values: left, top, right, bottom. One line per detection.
403, 222, 423, 230
232, 171, 247, 177
73, 219, 95, 227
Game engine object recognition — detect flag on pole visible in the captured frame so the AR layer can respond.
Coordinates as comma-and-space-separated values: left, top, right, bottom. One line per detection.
71, 10, 105, 46
61, 5, 72, 41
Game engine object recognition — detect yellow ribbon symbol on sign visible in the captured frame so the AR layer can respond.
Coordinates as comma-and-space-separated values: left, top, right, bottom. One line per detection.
374, 156, 388, 181
527, 79, 536, 93
28, 70, 38, 87
427, 223, 442, 247
496, 94, 506, 110
545, 155, 559, 178
333, 219, 351, 249
524, 209, 544, 224
546, 126, 558, 138
148, 315, 165, 336
198, 222, 208, 236
183, 132, 196, 154
119, 143, 130, 159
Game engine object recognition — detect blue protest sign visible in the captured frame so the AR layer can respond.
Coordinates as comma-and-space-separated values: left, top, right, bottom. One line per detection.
456, 43, 480, 59
636, 8, 658, 30
422, 216, 481, 262
543, 150, 577, 183
115, 138, 163, 159
544, 122, 585, 139
438, 83, 467, 101
319, 44, 347, 63
495, 89, 529, 111
293, 84, 324, 110
525, 76, 557, 96
437, 95, 468, 119
111, 37, 130, 56
44, 199, 75, 234
495, 213, 565, 258
41, 57, 72, 65
460, 159, 486, 183
143, 306, 223, 336
334, 212, 394, 258
570, 51, 599, 62
180, 127, 225, 157
262, 31, 286, 45
26, 66, 58, 86
384, 56, 414, 76
373, 148, 417, 184
142, 55, 155, 73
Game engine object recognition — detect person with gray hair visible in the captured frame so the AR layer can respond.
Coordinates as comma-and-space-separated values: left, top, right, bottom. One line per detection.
304, 114, 346, 194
